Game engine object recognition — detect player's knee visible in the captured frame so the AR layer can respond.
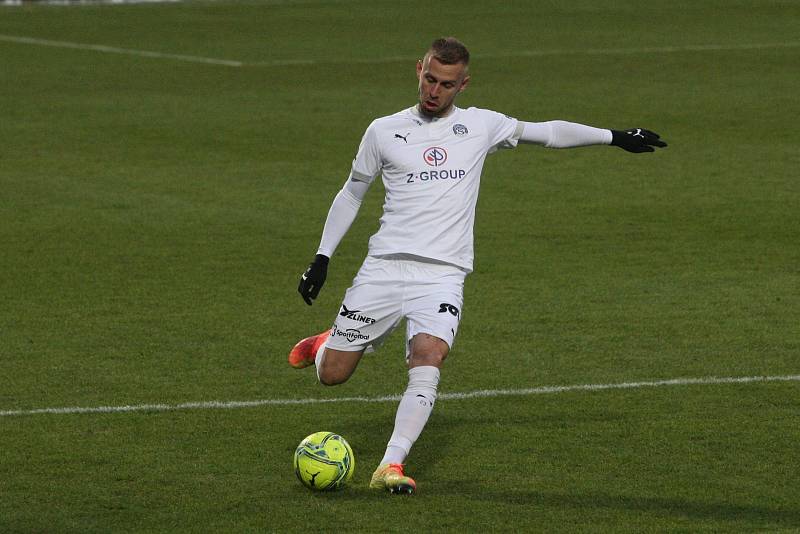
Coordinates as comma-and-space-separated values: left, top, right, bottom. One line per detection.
408, 350, 448, 368
318, 375, 344, 386
318, 371, 348, 386
408, 342, 449, 367
316, 352, 355, 386
409, 334, 449, 368
317, 364, 348, 386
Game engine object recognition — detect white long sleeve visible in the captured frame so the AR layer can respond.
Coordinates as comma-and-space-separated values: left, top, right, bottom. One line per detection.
316, 177, 371, 257
519, 120, 612, 148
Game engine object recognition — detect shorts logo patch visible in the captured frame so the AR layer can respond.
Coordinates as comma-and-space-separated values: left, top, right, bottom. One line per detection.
332, 325, 369, 343
438, 303, 460, 317
415, 394, 434, 407
423, 146, 447, 167
339, 304, 376, 325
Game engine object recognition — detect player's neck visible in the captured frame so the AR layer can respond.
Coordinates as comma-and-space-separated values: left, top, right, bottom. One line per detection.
413, 103, 457, 121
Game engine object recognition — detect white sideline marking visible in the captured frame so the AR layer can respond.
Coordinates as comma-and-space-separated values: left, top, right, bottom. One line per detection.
1, 374, 798, 417
0, 34, 243, 67
1, 34, 798, 68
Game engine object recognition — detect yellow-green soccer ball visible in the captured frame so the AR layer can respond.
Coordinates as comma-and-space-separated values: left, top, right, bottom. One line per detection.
293, 431, 355, 491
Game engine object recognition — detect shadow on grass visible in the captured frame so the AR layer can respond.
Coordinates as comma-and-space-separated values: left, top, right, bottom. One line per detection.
461, 489, 800, 527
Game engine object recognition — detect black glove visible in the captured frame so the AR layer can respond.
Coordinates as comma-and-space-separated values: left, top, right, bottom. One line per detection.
298, 254, 329, 305
611, 128, 667, 153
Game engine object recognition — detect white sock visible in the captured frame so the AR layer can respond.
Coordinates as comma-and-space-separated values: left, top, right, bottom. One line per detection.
314, 343, 326, 383
380, 366, 440, 465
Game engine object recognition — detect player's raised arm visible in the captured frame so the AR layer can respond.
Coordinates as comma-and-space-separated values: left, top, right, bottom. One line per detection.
297, 177, 371, 305
518, 120, 667, 152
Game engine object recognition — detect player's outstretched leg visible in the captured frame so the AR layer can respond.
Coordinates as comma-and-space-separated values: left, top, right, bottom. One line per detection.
369, 364, 441, 495
370, 333, 447, 494
288, 330, 330, 369
369, 463, 416, 495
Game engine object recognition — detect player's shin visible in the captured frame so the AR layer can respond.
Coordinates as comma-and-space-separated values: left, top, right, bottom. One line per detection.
380, 366, 440, 465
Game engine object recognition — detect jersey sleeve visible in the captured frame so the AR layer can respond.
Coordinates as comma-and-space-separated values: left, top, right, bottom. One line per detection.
519, 120, 612, 148
478, 108, 522, 154
316, 177, 370, 258
349, 120, 383, 183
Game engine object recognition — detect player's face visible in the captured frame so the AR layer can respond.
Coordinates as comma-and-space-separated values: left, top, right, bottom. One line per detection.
416, 54, 470, 118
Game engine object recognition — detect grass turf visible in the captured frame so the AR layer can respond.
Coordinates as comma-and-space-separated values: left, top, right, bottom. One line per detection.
1, 0, 799, 531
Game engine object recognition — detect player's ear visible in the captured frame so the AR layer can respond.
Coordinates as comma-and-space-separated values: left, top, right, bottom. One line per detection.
416, 59, 423, 79
459, 75, 470, 93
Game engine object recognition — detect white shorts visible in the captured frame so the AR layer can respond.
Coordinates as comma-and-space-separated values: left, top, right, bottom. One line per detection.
325, 254, 466, 356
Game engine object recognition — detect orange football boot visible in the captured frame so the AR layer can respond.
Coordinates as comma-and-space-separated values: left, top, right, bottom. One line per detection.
288, 330, 331, 369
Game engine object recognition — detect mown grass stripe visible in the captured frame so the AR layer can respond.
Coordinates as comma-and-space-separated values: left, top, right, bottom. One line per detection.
2, 34, 798, 68
252, 42, 800, 66
2, 374, 797, 417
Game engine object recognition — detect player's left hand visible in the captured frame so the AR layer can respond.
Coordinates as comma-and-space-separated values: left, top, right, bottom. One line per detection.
611, 128, 667, 153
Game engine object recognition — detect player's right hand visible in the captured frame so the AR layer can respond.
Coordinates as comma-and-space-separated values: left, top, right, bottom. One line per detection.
298, 254, 329, 305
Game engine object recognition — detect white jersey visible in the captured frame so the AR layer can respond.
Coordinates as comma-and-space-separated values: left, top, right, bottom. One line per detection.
350, 105, 521, 272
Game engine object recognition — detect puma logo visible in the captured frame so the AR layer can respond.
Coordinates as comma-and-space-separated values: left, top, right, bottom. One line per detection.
394, 132, 410, 143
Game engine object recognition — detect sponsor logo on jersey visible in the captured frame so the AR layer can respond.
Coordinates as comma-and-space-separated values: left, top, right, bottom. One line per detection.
423, 147, 447, 167
331, 325, 370, 343
453, 124, 468, 136
405, 169, 466, 184
339, 304, 376, 324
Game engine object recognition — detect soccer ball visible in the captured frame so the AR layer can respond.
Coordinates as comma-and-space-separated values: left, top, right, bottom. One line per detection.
293, 431, 355, 491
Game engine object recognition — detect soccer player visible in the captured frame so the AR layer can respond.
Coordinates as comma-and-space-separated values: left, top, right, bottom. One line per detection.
289, 37, 666, 495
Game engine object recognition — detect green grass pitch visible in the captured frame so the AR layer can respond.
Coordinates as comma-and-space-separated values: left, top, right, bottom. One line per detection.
1, 0, 799, 531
